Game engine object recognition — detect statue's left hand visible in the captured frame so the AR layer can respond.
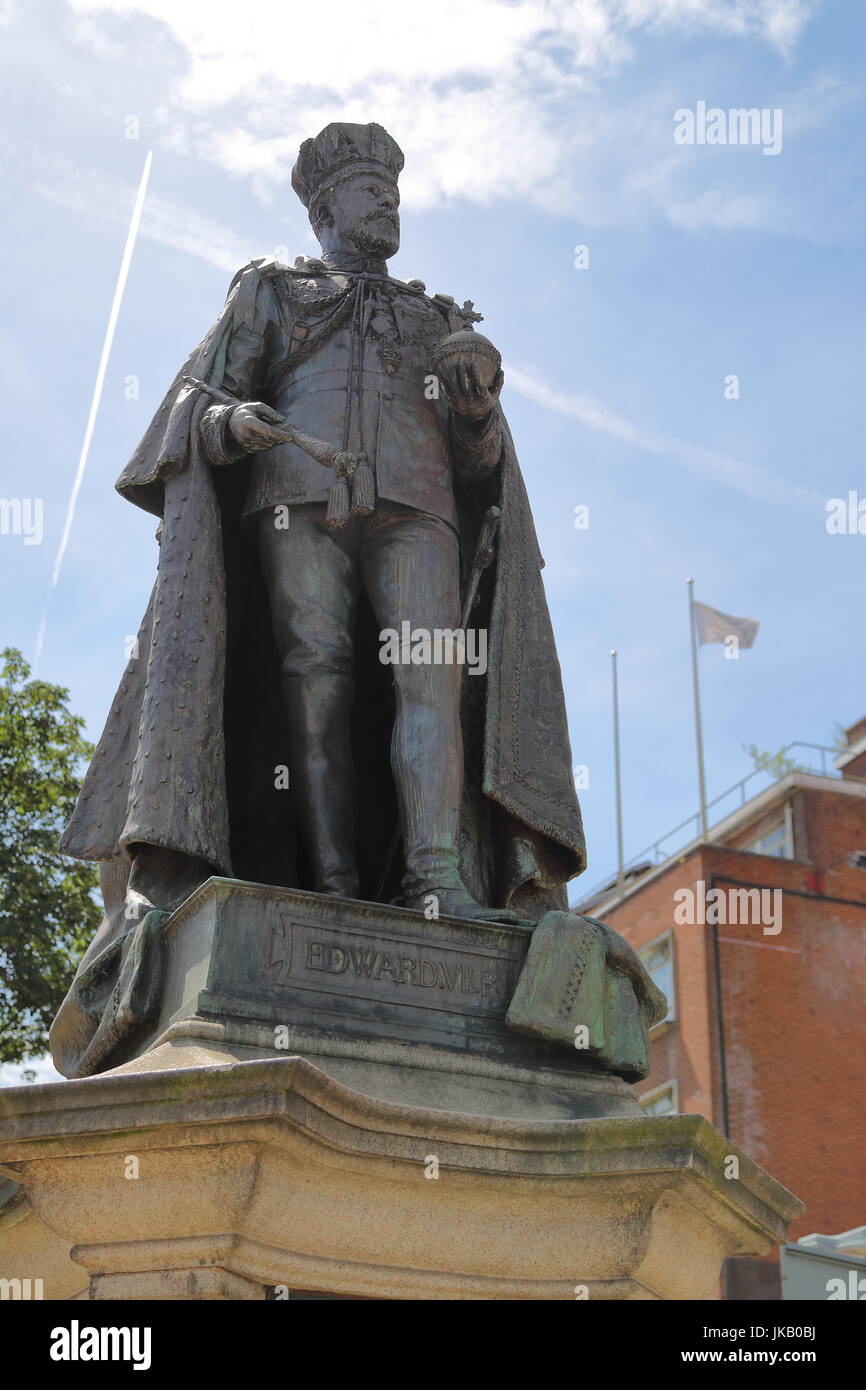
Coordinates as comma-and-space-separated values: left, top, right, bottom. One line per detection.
440, 355, 504, 421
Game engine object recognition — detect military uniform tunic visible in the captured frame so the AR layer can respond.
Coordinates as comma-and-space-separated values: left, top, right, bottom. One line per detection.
198, 257, 503, 526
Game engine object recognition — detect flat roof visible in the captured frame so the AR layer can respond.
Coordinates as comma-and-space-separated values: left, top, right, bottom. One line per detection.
575, 771, 866, 916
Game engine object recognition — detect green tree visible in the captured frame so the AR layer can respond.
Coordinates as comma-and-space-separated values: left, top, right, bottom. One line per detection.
742, 743, 812, 780
831, 722, 849, 755
0, 648, 100, 1063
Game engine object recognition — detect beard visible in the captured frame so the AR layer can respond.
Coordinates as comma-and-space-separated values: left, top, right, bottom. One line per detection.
348, 211, 400, 258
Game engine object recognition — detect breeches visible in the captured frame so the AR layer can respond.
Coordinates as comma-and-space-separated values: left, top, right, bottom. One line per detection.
257, 501, 464, 897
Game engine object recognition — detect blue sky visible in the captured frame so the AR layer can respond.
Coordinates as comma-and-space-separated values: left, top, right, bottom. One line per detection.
2, 0, 865, 921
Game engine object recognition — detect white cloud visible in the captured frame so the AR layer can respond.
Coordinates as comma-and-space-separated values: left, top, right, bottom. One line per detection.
641, 173, 788, 233
507, 364, 825, 512
141, 190, 254, 271
615, 0, 816, 61
8, 140, 256, 272
64, 0, 818, 224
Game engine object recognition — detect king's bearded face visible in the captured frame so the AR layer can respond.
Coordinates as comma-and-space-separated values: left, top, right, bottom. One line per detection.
320, 173, 401, 258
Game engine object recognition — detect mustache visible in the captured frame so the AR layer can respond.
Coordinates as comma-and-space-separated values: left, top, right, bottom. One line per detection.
364, 210, 399, 227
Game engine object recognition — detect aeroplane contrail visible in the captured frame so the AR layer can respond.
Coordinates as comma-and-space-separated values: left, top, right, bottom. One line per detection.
33, 150, 153, 673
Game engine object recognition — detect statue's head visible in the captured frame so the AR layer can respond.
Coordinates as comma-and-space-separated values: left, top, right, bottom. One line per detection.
292, 122, 403, 260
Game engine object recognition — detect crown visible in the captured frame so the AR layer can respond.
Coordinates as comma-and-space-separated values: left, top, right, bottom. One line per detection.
292, 122, 404, 209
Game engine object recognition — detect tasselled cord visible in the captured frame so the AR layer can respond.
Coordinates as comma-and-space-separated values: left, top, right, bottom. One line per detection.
341, 276, 367, 455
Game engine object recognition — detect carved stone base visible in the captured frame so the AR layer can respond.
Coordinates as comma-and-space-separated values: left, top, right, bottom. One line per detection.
0, 881, 802, 1299
87, 1266, 266, 1301
0, 1055, 802, 1301
108, 877, 648, 1121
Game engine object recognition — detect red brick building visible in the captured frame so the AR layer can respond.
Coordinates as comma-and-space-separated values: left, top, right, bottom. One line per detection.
577, 721, 866, 1299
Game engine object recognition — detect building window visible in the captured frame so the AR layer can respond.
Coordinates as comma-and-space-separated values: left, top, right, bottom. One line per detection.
640, 1080, 679, 1116
639, 931, 675, 1026
741, 814, 793, 860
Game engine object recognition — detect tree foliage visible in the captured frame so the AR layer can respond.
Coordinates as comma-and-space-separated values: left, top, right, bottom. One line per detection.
0, 648, 100, 1063
742, 742, 812, 781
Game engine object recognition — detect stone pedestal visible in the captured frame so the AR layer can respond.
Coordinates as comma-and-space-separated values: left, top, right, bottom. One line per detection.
0, 880, 803, 1299
111, 877, 645, 1120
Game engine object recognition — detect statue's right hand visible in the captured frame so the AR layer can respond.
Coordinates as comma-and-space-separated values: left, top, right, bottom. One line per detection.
228, 402, 292, 452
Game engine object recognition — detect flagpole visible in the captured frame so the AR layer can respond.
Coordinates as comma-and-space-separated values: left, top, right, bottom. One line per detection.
687, 579, 709, 839
611, 649, 625, 898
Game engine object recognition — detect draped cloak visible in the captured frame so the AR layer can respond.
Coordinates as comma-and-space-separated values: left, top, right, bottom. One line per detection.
52, 260, 588, 1076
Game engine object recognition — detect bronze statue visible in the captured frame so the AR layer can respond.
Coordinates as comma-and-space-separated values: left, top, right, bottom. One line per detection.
51, 122, 609, 1079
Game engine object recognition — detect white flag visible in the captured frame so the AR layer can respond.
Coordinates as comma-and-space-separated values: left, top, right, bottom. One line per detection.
693, 601, 759, 649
